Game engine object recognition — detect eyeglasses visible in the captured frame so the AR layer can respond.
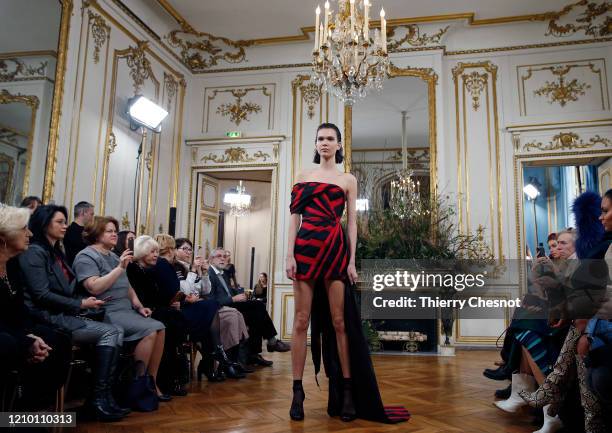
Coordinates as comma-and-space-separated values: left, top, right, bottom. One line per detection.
179, 246, 193, 252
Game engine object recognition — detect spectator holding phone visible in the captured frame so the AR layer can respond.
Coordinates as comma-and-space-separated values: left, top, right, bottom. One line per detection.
19, 206, 128, 421
114, 230, 136, 256
72, 216, 168, 401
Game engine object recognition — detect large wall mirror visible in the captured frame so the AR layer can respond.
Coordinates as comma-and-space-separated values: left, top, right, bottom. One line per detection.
0, 0, 72, 204
345, 65, 437, 220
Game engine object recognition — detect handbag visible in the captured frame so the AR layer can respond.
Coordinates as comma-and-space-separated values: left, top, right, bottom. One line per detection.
126, 360, 159, 412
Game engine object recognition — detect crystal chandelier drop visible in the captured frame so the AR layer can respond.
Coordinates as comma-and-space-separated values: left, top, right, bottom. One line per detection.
390, 169, 426, 219
312, 0, 389, 106
223, 180, 251, 217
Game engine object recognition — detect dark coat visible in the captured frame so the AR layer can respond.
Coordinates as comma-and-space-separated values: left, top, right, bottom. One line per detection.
18, 243, 85, 331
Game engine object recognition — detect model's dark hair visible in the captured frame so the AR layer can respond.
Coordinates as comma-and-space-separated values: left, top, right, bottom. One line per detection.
29, 204, 68, 256
313, 122, 344, 164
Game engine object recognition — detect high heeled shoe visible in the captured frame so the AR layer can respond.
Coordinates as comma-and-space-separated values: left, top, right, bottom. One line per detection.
197, 355, 225, 382
340, 378, 356, 422
212, 345, 245, 379
289, 384, 305, 421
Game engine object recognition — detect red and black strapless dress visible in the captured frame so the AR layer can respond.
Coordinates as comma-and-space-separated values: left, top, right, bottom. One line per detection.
290, 182, 410, 424
291, 182, 348, 280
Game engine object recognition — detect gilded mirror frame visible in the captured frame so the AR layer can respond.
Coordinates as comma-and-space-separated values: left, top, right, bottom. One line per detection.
0, 89, 40, 200
343, 63, 438, 201
42, 0, 74, 202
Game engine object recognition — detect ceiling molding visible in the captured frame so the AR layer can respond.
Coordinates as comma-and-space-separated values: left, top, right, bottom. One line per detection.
154, 1, 602, 47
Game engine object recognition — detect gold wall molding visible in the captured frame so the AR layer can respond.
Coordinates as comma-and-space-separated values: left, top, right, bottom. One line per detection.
532, 65, 591, 106
163, 72, 178, 111
452, 61, 504, 262
43, 0, 73, 203
107, 131, 117, 155
166, 29, 252, 72
462, 71, 488, 111
0, 89, 40, 197
215, 89, 262, 126
542, 0, 611, 38
523, 132, 612, 151
300, 81, 323, 120
200, 147, 271, 164
385, 148, 430, 164
121, 212, 130, 229
125, 41, 154, 95
204, 85, 274, 131
387, 24, 450, 51
0, 58, 48, 81
87, 10, 110, 64
518, 59, 608, 115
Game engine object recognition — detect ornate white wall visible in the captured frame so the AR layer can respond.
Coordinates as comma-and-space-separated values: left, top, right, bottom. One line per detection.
47, 0, 612, 347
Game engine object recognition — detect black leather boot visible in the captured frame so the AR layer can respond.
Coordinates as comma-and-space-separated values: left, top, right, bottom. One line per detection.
89, 346, 125, 422
340, 378, 356, 422
212, 345, 245, 379
106, 346, 131, 416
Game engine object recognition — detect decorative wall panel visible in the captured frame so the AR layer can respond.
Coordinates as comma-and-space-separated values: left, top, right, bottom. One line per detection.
452, 61, 504, 262
61, 0, 185, 236
517, 58, 609, 116
202, 84, 275, 133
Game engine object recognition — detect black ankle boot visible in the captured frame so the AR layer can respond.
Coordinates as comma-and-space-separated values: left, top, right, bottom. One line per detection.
289, 382, 305, 421
327, 376, 342, 417
197, 355, 225, 382
90, 346, 126, 422
212, 345, 245, 379
340, 378, 356, 422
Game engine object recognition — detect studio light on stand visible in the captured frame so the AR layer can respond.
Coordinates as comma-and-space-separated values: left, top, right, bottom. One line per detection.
523, 177, 541, 256
127, 95, 168, 235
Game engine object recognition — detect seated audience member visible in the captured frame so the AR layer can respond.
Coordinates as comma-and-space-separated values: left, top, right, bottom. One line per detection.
64, 201, 94, 265
20, 196, 42, 213
519, 192, 612, 433
126, 235, 189, 395
114, 230, 136, 256
18, 205, 127, 421
72, 216, 168, 402
151, 234, 243, 380
174, 238, 251, 373
0, 204, 71, 411
253, 272, 268, 303
547, 233, 558, 261
208, 248, 290, 366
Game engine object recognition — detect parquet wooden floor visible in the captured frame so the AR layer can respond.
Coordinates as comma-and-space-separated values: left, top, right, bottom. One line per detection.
74, 350, 537, 433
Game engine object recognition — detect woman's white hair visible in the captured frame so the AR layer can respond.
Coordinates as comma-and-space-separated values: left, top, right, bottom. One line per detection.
133, 235, 159, 260
0, 203, 30, 240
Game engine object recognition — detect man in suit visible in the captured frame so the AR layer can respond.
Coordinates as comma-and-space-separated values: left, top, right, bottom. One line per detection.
64, 201, 94, 265
208, 248, 289, 366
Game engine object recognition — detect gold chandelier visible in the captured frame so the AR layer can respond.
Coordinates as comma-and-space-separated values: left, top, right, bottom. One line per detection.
312, 0, 389, 106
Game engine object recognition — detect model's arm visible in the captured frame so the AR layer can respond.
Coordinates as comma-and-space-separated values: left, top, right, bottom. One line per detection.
346, 174, 358, 283
286, 172, 304, 280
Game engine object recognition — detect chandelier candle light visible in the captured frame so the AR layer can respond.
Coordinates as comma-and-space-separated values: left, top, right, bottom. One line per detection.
313, 0, 389, 105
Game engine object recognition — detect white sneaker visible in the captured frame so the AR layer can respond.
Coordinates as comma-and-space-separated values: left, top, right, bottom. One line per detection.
494, 373, 537, 413
533, 404, 563, 433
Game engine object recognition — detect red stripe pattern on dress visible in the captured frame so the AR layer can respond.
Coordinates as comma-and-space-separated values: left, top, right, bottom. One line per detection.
290, 182, 348, 281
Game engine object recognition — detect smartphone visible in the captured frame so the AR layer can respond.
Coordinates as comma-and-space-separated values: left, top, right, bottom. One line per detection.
127, 238, 135, 252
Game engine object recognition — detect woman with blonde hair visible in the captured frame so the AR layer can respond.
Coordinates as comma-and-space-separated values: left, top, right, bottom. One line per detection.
149, 234, 243, 380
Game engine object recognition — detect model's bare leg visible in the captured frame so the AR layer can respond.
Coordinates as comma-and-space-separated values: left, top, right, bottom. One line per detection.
289, 279, 313, 421
291, 279, 314, 380
521, 346, 545, 385
325, 279, 356, 421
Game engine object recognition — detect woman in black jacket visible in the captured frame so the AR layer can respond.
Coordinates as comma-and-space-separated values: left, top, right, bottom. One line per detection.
0, 204, 71, 410
18, 205, 128, 421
